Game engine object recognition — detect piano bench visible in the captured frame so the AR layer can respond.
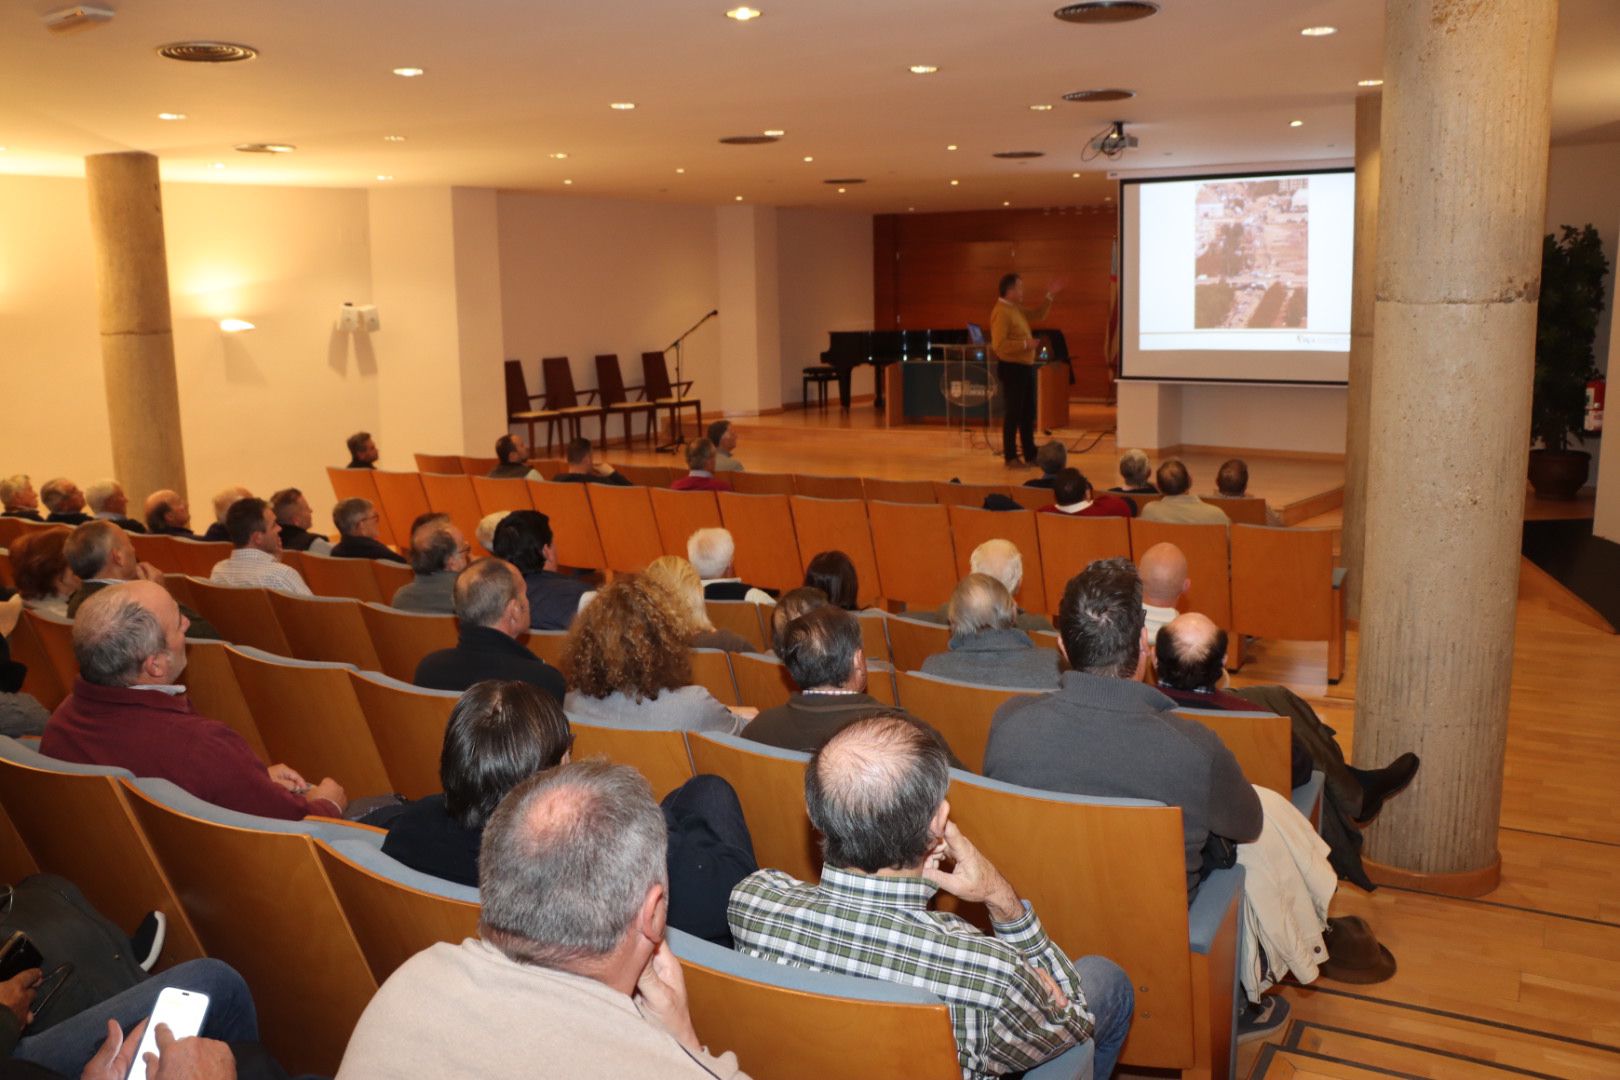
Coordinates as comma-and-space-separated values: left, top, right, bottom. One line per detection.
802, 365, 837, 410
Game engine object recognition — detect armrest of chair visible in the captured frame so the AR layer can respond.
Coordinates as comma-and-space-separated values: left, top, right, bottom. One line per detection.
1291, 770, 1325, 832
673, 380, 695, 394
579, 389, 600, 404
1187, 864, 1244, 955
1331, 567, 1347, 589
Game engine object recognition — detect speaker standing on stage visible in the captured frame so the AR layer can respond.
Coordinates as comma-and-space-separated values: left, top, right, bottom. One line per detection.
990, 272, 1065, 467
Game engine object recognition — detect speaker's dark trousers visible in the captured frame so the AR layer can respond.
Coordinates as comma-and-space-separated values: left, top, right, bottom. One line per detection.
997, 360, 1037, 463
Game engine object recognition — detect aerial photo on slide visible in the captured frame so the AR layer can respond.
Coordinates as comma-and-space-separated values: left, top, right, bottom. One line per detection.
1193, 177, 1309, 330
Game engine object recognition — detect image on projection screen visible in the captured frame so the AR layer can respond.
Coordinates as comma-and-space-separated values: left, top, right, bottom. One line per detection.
1123, 168, 1353, 383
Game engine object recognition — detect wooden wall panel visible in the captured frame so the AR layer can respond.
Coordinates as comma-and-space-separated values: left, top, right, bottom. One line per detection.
873, 208, 1117, 401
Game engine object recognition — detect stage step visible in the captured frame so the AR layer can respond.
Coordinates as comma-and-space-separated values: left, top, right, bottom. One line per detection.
1250, 1045, 1407, 1079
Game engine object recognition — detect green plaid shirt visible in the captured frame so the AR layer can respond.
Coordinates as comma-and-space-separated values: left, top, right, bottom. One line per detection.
728, 866, 1094, 1079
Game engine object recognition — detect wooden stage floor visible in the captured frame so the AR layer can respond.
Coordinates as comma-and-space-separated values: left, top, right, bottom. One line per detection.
617, 403, 1618, 1078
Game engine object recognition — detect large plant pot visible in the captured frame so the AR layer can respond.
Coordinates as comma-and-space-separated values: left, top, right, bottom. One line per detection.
1527, 448, 1591, 500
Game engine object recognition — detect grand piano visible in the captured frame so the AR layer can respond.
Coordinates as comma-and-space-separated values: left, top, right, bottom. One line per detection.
820, 328, 1070, 409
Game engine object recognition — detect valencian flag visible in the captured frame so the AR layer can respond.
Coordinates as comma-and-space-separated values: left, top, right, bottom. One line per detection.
1104, 235, 1122, 394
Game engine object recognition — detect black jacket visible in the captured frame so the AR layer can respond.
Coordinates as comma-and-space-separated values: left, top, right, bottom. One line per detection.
331, 535, 406, 563
549, 470, 632, 487
66, 581, 222, 641
277, 522, 326, 552
413, 625, 566, 702
44, 512, 91, 526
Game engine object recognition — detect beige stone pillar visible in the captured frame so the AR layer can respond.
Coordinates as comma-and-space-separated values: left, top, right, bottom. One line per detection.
1341, 93, 1380, 620
85, 152, 187, 503
1355, 0, 1558, 893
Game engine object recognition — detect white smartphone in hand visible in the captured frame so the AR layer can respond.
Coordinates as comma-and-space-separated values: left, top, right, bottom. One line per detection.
127, 986, 210, 1080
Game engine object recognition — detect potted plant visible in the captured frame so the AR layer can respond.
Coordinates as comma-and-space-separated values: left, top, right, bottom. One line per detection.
1529, 224, 1608, 499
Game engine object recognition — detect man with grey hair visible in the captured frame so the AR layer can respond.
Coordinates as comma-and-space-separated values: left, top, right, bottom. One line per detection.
706, 419, 744, 473
83, 479, 146, 533
1108, 449, 1157, 495
41, 581, 346, 820
63, 521, 221, 639
143, 489, 194, 536
1024, 440, 1068, 490
687, 527, 773, 604
391, 513, 469, 614
670, 439, 732, 492
730, 713, 1132, 1080
270, 487, 331, 554
920, 574, 1060, 689
40, 478, 90, 526
339, 761, 749, 1079
201, 485, 252, 542
919, 539, 1052, 632
0, 475, 42, 521
413, 557, 564, 701
331, 497, 405, 562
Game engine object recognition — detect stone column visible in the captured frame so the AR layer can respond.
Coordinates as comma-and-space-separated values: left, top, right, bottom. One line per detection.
84, 152, 187, 503
1340, 93, 1380, 620
1355, 0, 1558, 894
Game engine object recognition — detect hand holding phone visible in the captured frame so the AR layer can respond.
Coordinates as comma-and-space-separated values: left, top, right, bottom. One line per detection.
126, 988, 209, 1080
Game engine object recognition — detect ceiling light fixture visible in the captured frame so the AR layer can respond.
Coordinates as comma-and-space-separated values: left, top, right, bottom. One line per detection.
725, 6, 762, 20
157, 112, 187, 121
1053, 2, 1159, 24
837, 188, 847, 194
1289, 119, 1304, 127
949, 179, 959, 186
392, 66, 425, 77
676, 167, 686, 173
1357, 78, 1383, 87
763, 129, 785, 137
1072, 172, 1081, 178
376, 174, 393, 181
609, 101, 636, 110
802, 155, 814, 162
946, 144, 958, 151
1002, 201, 1011, 207
549, 152, 569, 159
719, 134, 779, 144
909, 64, 938, 75
1063, 88, 1135, 103
218, 318, 255, 333
157, 41, 257, 63
1299, 25, 1336, 36
234, 143, 295, 153
563, 179, 573, 185
211, 162, 224, 170
383, 134, 407, 142
734, 195, 744, 201
1029, 104, 1054, 111
994, 151, 1044, 159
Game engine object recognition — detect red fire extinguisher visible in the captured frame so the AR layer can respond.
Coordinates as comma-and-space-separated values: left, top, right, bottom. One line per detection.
1586, 379, 1605, 435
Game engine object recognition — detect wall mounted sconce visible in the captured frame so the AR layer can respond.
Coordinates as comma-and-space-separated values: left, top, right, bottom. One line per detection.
218, 318, 256, 333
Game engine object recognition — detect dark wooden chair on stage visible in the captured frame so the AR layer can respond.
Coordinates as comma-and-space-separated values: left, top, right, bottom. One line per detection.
641, 351, 702, 443
503, 360, 565, 454
594, 354, 659, 450
541, 357, 608, 447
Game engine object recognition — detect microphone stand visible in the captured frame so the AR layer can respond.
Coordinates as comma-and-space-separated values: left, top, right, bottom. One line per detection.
656, 309, 718, 453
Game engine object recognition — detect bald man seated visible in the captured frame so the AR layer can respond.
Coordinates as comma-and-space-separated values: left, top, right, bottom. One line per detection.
1139, 460, 1229, 526
1138, 541, 1190, 640
41, 581, 347, 821
63, 521, 222, 640
143, 489, 195, 536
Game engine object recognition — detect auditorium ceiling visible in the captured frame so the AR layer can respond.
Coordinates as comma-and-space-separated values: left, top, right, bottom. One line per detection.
0, 0, 1614, 212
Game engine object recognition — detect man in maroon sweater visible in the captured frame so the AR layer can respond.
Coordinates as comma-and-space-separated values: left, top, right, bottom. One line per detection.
670, 439, 734, 493
1036, 468, 1134, 519
41, 580, 347, 820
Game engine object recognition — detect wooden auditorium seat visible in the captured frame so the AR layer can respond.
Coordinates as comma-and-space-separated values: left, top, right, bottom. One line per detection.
267, 591, 382, 670
128, 532, 184, 574
893, 671, 1048, 773
790, 474, 865, 501
688, 647, 740, 706
856, 609, 892, 665
371, 470, 433, 550
121, 778, 380, 1077
1209, 497, 1271, 526
569, 719, 696, 802
947, 504, 1047, 615
359, 602, 459, 682
1004, 485, 1054, 511
1120, 491, 1164, 515
882, 612, 953, 673
182, 639, 269, 760
21, 609, 78, 692
459, 455, 500, 476
704, 600, 769, 652
414, 453, 463, 474
470, 475, 535, 519
504, 358, 566, 455
296, 550, 384, 603
1229, 525, 1346, 683
1034, 513, 1132, 615
0, 548, 13, 590
8, 611, 65, 710
224, 646, 393, 797
1129, 520, 1237, 670
729, 651, 795, 710
861, 477, 936, 504
348, 671, 460, 800
787, 496, 883, 610
586, 483, 664, 572
169, 538, 233, 579
526, 480, 608, 571
717, 493, 803, 595
0, 518, 34, 548
185, 578, 293, 655
649, 488, 724, 557
641, 350, 702, 439
616, 463, 679, 487
932, 481, 1007, 508
594, 353, 659, 450
372, 558, 415, 602
729, 472, 796, 496
542, 356, 609, 445
326, 467, 395, 548
419, 471, 484, 549
686, 733, 819, 883
867, 501, 957, 610
0, 738, 204, 968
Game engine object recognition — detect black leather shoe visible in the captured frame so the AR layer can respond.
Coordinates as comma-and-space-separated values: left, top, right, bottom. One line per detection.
1350, 752, 1420, 824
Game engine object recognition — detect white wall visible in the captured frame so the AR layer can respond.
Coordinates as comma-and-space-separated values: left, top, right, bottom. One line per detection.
715, 205, 782, 416
776, 209, 875, 406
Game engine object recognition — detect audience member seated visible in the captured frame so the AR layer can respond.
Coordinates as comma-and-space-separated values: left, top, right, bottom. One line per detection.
1155, 612, 1420, 886
331, 497, 405, 563
741, 605, 955, 759
550, 437, 631, 486
707, 419, 744, 473
41, 581, 347, 820
670, 439, 732, 492
40, 479, 90, 526
83, 479, 145, 533
142, 489, 194, 536
1108, 448, 1158, 495
414, 558, 566, 702
801, 549, 866, 612
9, 527, 77, 618
345, 430, 379, 470
1139, 460, 1228, 526
492, 510, 591, 631
644, 556, 754, 653
488, 434, 542, 480
1211, 458, 1284, 525
1024, 439, 1067, 489
476, 510, 509, 553
201, 486, 252, 542
687, 528, 774, 604
392, 513, 469, 613
0, 475, 42, 521
339, 761, 749, 1079
767, 586, 829, 655
0, 614, 50, 737
729, 714, 1133, 1080
1038, 468, 1133, 518
270, 487, 331, 554
916, 539, 1052, 632
563, 575, 746, 734
209, 497, 313, 596
63, 521, 221, 640
985, 559, 1348, 1034
1138, 541, 1189, 640
920, 574, 1060, 689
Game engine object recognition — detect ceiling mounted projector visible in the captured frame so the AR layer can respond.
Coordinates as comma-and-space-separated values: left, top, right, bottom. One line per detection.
42, 5, 114, 33
1089, 121, 1138, 158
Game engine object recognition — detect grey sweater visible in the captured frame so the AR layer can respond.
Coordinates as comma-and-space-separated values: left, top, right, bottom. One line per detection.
983, 671, 1262, 899
564, 685, 742, 735
918, 628, 1061, 689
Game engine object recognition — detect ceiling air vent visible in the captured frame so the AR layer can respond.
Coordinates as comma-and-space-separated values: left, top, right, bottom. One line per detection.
992, 151, 1045, 159
234, 143, 296, 154
1053, 2, 1159, 24
1063, 88, 1136, 103
718, 135, 780, 145
157, 41, 259, 62
822, 178, 866, 185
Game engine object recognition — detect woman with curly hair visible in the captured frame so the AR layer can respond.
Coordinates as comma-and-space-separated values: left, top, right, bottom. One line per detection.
643, 555, 754, 653
563, 574, 749, 733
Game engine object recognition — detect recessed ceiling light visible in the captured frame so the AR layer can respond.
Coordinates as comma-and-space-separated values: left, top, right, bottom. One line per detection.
211, 162, 225, 170
1289, 119, 1304, 127
676, 167, 686, 174
763, 129, 786, 137
383, 134, 407, 142
1357, 78, 1383, 87
725, 6, 762, 20
549, 152, 569, 159
946, 144, 958, 151
376, 174, 393, 181
1029, 104, 1054, 111
563, 179, 573, 185
157, 112, 187, 121
909, 64, 939, 75
949, 179, 960, 186
218, 319, 256, 333
234, 143, 296, 153
1072, 172, 1081, 178
1299, 25, 1336, 36
609, 102, 636, 110
1002, 201, 1011, 207
802, 155, 814, 162
837, 187, 847, 194
734, 195, 745, 201
392, 66, 425, 77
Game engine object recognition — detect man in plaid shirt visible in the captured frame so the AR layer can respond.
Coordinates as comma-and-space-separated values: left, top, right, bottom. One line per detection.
728, 714, 1133, 1079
